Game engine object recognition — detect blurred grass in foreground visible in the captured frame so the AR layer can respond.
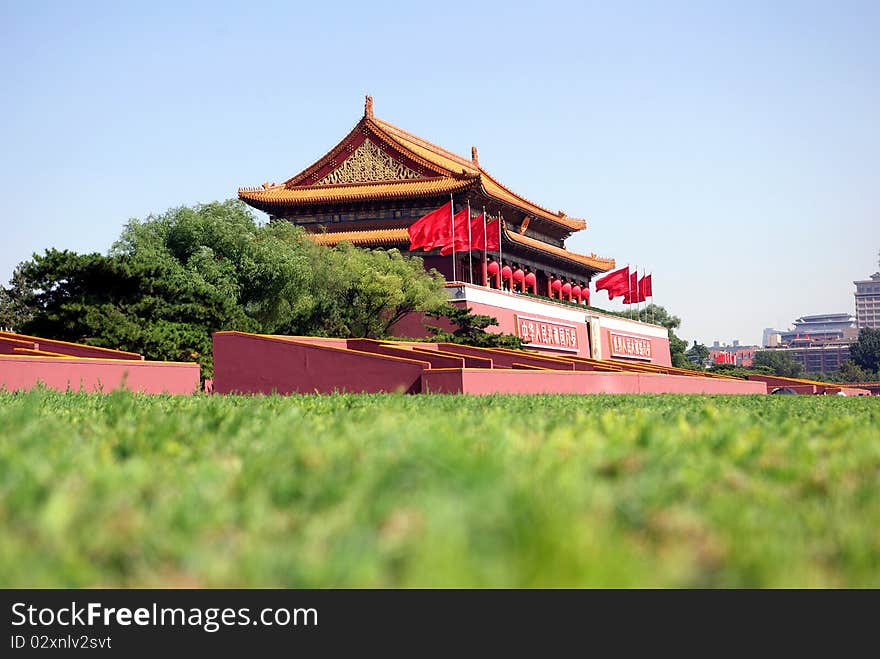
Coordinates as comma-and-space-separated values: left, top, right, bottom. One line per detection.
0, 390, 878, 587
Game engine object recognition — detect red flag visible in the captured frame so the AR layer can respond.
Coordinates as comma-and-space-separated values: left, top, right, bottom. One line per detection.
594, 266, 629, 299
640, 274, 652, 299
408, 200, 453, 251
468, 214, 500, 251
623, 272, 645, 304
438, 209, 472, 255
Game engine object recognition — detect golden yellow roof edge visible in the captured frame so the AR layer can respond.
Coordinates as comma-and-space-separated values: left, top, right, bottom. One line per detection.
503, 225, 615, 272
477, 174, 586, 231
237, 177, 477, 204
238, 175, 473, 194
372, 116, 479, 173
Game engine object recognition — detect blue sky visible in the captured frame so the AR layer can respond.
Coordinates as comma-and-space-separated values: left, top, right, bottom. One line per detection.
1, 0, 877, 345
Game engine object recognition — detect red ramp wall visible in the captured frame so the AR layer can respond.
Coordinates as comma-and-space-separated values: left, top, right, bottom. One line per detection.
213, 332, 429, 395
0, 355, 199, 394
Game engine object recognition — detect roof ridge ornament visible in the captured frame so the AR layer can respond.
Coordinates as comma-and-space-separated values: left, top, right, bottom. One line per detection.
365, 95, 374, 118
471, 145, 479, 166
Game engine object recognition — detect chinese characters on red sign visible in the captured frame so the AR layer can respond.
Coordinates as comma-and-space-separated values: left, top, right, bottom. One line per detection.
609, 332, 653, 360
516, 315, 579, 352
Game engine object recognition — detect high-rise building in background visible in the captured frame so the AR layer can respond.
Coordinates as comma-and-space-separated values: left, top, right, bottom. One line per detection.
854, 271, 880, 329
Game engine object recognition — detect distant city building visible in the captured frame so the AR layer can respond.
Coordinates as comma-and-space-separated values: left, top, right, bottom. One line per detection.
778, 313, 857, 344
772, 343, 852, 374
709, 341, 758, 367
854, 271, 880, 329
762, 328, 783, 348
758, 313, 857, 374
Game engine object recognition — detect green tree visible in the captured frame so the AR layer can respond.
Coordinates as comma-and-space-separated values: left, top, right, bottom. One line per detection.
8, 201, 449, 377
849, 327, 880, 374
753, 350, 804, 378
706, 363, 773, 378
686, 341, 710, 368
299, 243, 446, 338
424, 304, 523, 349
643, 303, 691, 369
833, 360, 873, 383
0, 269, 34, 331
12, 249, 250, 376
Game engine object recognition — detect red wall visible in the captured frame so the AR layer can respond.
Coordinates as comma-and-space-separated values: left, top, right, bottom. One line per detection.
0, 331, 143, 360
0, 356, 199, 394
213, 332, 429, 395
422, 369, 767, 395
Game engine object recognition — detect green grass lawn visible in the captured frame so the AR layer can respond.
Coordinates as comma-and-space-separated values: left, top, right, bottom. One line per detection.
1, 390, 878, 587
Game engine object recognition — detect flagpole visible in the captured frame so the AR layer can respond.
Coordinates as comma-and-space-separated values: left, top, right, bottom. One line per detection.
450, 194, 456, 283
467, 200, 473, 285
498, 212, 505, 291
633, 265, 638, 320
637, 266, 641, 321
637, 266, 641, 323
627, 263, 631, 319
482, 206, 488, 287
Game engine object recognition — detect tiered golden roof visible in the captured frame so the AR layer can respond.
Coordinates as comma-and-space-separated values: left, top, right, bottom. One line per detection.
238, 97, 586, 233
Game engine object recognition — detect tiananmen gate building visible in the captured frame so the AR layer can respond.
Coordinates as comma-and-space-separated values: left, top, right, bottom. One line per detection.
238, 96, 672, 366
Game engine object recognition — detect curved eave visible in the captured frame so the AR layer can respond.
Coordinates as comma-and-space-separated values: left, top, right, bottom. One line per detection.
239, 177, 477, 211
503, 225, 615, 273
478, 174, 587, 232
373, 115, 587, 233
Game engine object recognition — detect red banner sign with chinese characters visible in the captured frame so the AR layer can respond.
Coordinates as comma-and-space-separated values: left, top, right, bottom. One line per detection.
516, 315, 579, 352
609, 332, 653, 360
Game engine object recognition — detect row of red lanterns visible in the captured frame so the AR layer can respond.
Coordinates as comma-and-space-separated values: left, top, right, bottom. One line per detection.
486, 262, 590, 304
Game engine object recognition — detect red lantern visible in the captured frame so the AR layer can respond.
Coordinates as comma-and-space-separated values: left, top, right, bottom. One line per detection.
524, 272, 536, 292
571, 284, 582, 302
561, 282, 572, 300
501, 265, 512, 281
551, 279, 562, 292
487, 261, 500, 276
512, 268, 525, 283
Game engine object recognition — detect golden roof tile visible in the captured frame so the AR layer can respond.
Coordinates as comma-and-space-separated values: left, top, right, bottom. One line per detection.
239, 177, 475, 206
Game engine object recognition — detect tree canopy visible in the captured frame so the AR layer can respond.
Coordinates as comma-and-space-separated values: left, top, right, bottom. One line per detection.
5, 201, 448, 376
686, 341, 710, 368
424, 304, 522, 349
643, 303, 692, 369
753, 350, 804, 378
849, 327, 880, 375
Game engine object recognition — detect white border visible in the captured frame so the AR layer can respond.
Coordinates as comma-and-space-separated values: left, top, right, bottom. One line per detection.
608, 331, 654, 361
